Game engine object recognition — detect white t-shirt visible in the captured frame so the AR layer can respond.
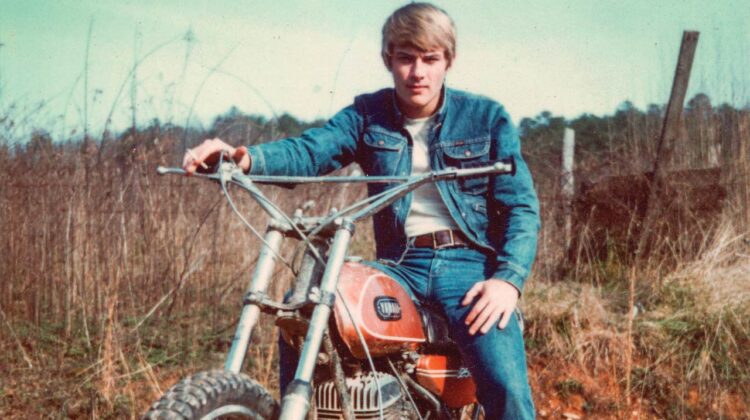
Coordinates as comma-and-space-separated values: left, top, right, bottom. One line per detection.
403, 115, 458, 237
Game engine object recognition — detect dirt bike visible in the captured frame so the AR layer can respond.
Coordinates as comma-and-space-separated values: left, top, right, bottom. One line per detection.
145, 156, 514, 419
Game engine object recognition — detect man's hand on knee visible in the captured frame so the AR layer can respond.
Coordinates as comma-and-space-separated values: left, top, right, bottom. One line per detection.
461, 279, 520, 335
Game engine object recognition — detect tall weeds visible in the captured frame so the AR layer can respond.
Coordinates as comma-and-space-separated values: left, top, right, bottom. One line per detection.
522, 101, 749, 417
0, 96, 747, 417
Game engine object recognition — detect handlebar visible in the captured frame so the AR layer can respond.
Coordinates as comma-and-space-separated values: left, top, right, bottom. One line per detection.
157, 159, 514, 234
157, 160, 514, 185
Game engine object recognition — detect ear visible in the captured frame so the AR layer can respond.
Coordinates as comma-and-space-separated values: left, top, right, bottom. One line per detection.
382, 52, 392, 71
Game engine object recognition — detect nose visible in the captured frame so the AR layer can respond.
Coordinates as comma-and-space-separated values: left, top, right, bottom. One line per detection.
410, 59, 426, 80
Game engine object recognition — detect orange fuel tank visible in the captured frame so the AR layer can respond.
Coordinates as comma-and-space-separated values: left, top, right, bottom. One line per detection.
333, 262, 425, 359
415, 354, 478, 408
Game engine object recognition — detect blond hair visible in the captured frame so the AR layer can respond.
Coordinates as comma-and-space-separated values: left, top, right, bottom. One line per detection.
381, 3, 457, 68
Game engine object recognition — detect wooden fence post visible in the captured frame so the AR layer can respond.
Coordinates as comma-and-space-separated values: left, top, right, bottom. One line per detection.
561, 128, 575, 255
636, 31, 700, 259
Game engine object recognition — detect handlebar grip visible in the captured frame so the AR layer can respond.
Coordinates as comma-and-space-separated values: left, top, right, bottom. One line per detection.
454, 158, 515, 179
156, 166, 187, 176
495, 157, 516, 176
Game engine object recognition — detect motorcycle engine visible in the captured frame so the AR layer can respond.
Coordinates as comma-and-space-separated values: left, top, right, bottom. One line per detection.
315, 371, 410, 419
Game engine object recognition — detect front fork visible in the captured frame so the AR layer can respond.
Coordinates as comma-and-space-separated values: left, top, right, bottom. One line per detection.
224, 225, 285, 372
222, 218, 354, 420
280, 219, 354, 420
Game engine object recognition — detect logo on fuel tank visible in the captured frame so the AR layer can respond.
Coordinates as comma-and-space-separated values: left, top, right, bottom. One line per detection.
374, 296, 402, 321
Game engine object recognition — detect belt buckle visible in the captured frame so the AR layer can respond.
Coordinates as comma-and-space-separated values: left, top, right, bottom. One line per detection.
432, 230, 455, 250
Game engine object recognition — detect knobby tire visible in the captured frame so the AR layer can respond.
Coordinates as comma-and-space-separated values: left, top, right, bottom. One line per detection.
143, 370, 279, 419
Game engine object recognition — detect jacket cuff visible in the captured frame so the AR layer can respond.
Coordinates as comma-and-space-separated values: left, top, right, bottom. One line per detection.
491, 263, 528, 294
247, 146, 266, 175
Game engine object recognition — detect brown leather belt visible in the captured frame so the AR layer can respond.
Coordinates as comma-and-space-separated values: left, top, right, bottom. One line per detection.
411, 229, 468, 249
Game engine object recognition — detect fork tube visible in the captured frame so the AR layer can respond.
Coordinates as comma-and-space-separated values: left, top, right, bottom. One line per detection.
280, 220, 353, 420
224, 227, 284, 373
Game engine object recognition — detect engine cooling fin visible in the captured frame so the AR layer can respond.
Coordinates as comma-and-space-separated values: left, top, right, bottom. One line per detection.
315, 372, 405, 419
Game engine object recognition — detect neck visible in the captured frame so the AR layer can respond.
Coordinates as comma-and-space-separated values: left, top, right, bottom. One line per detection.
396, 86, 445, 119
397, 100, 436, 119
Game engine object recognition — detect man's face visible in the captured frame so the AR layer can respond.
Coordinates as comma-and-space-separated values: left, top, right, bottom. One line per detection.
388, 45, 450, 119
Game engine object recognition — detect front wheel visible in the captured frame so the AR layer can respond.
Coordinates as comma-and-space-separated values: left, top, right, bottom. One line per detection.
143, 370, 279, 419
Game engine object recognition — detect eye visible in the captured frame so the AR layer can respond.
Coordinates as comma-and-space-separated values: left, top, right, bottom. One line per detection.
395, 54, 415, 64
424, 55, 442, 64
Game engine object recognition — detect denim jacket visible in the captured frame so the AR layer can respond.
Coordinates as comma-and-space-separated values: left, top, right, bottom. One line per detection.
247, 87, 540, 292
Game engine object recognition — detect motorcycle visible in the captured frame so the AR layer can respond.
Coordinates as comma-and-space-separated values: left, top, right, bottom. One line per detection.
144, 156, 514, 420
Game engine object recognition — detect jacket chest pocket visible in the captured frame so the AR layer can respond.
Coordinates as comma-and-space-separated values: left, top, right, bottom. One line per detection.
361, 130, 406, 176
441, 137, 491, 195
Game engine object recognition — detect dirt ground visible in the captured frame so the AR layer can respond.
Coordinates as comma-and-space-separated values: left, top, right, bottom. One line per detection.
3, 348, 746, 419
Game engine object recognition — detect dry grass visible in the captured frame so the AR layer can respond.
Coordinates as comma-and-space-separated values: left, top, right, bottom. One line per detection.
523, 213, 750, 418
0, 101, 748, 418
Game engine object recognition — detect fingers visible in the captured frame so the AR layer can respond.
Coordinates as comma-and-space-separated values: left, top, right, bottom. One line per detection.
498, 308, 513, 330
182, 148, 200, 173
467, 300, 496, 335
463, 279, 520, 335
233, 146, 251, 172
182, 138, 236, 175
194, 142, 223, 170
184, 148, 208, 175
183, 150, 198, 175
468, 304, 512, 335
461, 282, 483, 306
183, 143, 210, 175
464, 295, 490, 332
480, 306, 504, 334
233, 145, 247, 161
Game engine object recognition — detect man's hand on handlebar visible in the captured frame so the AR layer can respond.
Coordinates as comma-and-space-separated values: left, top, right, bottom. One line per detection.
182, 138, 251, 175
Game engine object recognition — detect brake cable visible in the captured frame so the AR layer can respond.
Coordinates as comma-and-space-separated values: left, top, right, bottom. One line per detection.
217, 156, 328, 274
219, 174, 294, 270
334, 288, 385, 420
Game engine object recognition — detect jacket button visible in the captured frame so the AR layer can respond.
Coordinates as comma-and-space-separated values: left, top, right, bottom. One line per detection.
378, 140, 385, 146
464, 150, 472, 157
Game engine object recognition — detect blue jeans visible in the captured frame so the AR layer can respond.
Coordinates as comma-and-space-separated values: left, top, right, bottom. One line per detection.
279, 245, 535, 420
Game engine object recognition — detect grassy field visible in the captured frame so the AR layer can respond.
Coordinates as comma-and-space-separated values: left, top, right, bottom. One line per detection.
0, 103, 748, 418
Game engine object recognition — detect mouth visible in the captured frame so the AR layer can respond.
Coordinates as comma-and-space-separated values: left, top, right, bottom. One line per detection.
407, 85, 428, 92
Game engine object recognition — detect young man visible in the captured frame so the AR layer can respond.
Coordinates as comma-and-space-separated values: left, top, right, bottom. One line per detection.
183, 3, 539, 418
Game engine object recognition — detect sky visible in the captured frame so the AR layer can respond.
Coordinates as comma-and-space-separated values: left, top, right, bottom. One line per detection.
1, 0, 748, 138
